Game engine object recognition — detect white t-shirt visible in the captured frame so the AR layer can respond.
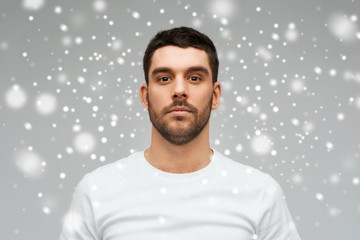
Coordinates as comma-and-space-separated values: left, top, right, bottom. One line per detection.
60, 150, 301, 240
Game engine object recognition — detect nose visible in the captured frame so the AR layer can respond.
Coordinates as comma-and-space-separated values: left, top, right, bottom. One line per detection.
172, 78, 188, 100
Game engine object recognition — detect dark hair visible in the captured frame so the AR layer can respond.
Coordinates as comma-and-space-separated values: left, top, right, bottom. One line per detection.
143, 26, 219, 84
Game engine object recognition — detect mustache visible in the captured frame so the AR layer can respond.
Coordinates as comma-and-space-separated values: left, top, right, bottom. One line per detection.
161, 99, 199, 115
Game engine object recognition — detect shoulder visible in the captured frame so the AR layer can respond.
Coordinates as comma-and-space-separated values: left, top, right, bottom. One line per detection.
91, 151, 142, 175
76, 151, 143, 191
214, 149, 281, 191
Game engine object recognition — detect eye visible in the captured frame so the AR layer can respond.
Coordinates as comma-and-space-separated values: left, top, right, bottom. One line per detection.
189, 76, 201, 81
159, 77, 170, 82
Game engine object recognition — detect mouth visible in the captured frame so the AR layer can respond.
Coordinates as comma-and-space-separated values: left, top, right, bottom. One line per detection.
168, 107, 191, 116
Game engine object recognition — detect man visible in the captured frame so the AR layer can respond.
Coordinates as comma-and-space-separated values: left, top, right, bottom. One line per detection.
60, 27, 301, 239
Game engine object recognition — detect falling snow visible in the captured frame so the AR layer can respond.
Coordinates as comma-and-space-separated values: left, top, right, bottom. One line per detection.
14, 150, 44, 178
5, 85, 27, 109
1, 1, 360, 240
35, 93, 57, 115
328, 13, 358, 42
250, 133, 273, 156
22, 0, 45, 11
73, 132, 96, 154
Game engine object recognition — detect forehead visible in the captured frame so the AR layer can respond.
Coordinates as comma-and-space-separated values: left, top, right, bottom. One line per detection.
150, 46, 211, 72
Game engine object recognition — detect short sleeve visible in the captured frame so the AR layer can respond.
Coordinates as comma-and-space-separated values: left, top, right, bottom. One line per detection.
59, 174, 100, 240
257, 175, 301, 240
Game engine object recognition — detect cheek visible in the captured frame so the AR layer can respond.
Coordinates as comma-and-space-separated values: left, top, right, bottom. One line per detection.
190, 88, 213, 106
148, 90, 166, 110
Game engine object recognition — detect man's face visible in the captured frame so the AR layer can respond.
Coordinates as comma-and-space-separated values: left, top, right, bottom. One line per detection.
141, 46, 221, 145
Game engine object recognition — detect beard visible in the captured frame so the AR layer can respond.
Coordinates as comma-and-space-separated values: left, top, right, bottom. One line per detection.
147, 95, 212, 145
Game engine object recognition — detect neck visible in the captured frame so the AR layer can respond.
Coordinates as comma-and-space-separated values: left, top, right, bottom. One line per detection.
145, 123, 213, 174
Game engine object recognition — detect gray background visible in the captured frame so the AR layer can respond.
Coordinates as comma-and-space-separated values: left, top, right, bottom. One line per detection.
1, 0, 360, 239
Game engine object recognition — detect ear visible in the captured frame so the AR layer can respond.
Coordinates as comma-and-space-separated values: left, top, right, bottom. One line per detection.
211, 82, 221, 110
140, 83, 149, 110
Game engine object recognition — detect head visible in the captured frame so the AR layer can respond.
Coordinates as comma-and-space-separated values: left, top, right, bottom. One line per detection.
143, 26, 219, 85
140, 27, 221, 146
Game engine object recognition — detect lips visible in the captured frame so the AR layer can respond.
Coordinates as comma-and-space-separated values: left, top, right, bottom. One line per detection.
168, 107, 191, 116
161, 100, 198, 116
169, 107, 190, 113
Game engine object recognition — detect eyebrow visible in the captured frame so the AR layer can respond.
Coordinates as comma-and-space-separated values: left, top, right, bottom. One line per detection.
185, 66, 210, 76
151, 67, 173, 77
151, 66, 210, 78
